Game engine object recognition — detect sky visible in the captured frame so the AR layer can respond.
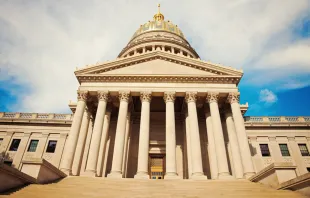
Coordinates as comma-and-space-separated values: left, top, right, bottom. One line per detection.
0, 0, 309, 116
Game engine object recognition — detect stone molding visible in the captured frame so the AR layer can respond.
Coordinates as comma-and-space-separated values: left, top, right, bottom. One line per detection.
185, 92, 197, 103
119, 91, 131, 102
140, 91, 152, 102
97, 91, 110, 102
77, 90, 88, 101
206, 92, 219, 104
163, 92, 176, 103
227, 92, 240, 104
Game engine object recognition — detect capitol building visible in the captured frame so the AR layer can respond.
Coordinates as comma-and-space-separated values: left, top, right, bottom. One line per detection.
0, 5, 309, 198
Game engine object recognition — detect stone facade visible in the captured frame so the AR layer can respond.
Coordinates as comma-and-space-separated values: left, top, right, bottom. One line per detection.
0, 8, 310, 181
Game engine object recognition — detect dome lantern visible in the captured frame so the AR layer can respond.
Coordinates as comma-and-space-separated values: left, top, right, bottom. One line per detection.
153, 4, 164, 21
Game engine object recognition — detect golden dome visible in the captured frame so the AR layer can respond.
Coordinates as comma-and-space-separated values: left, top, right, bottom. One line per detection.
131, 4, 185, 39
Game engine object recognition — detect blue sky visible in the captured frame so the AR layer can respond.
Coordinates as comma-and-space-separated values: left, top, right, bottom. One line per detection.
0, 0, 309, 116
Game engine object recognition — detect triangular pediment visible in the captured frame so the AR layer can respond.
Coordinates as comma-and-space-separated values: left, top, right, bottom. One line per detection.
75, 52, 243, 84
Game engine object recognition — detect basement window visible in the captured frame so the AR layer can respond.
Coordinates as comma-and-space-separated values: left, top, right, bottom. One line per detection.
259, 144, 271, 157
9, 139, 21, 151
46, 140, 57, 153
298, 144, 310, 156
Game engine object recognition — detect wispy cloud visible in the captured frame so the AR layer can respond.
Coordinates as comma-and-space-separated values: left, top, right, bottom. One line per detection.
259, 89, 278, 104
0, 0, 309, 113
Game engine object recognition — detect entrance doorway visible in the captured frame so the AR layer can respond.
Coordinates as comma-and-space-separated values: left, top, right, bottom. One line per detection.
149, 155, 165, 179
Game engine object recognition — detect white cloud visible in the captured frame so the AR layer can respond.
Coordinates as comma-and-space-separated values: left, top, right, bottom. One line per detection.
0, 0, 309, 113
259, 89, 278, 104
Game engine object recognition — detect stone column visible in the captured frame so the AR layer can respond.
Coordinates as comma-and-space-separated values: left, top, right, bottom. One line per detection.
85, 91, 109, 176
185, 92, 205, 179
164, 92, 179, 179
135, 92, 152, 179
205, 107, 218, 179
97, 110, 111, 177
227, 93, 255, 178
60, 91, 88, 175
224, 111, 244, 179
185, 113, 192, 178
122, 112, 131, 178
72, 109, 90, 176
108, 91, 130, 178
207, 92, 231, 179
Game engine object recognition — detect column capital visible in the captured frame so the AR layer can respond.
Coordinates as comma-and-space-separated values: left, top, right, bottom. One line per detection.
164, 92, 176, 103
119, 91, 131, 102
206, 92, 219, 104
226, 92, 240, 104
97, 91, 110, 102
185, 92, 197, 103
77, 90, 89, 101
140, 91, 152, 102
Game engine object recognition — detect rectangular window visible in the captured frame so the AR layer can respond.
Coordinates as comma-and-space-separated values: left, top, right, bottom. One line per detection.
260, 144, 271, 157
9, 139, 21, 151
279, 144, 290, 156
27, 140, 39, 152
4, 161, 13, 166
0, 138, 3, 146
46, 140, 57, 153
298, 144, 310, 156
307, 167, 310, 172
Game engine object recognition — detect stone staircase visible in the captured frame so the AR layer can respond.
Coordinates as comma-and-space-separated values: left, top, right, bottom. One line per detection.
0, 176, 307, 198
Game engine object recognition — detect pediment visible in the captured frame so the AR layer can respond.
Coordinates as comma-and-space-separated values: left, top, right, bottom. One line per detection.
75, 52, 243, 84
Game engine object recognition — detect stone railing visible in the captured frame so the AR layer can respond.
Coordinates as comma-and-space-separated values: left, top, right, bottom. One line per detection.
244, 116, 310, 123
0, 112, 73, 121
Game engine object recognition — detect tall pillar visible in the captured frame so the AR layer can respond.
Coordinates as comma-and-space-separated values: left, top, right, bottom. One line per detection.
227, 93, 255, 178
185, 113, 192, 178
97, 110, 111, 177
224, 111, 244, 179
135, 92, 152, 179
108, 91, 130, 178
71, 109, 90, 176
85, 91, 109, 176
205, 107, 219, 179
185, 92, 206, 179
122, 112, 131, 178
164, 92, 179, 179
60, 90, 88, 175
206, 92, 231, 179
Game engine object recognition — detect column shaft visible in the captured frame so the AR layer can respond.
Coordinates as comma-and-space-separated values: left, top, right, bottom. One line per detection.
85, 91, 109, 176
135, 92, 152, 179
207, 92, 231, 179
108, 91, 130, 178
185, 113, 192, 178
205, 109, 219, 179
225, 112, 244, 179
72, 110, 90, 175
185, 92, 205, 179
96, 111, 111, 177
228, 93, 255, 178
60, 91, 88, 175
164, 92, 178, 179
122, 112, 131, 178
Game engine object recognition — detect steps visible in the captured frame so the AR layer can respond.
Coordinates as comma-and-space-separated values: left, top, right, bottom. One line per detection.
1, 176, 307, 198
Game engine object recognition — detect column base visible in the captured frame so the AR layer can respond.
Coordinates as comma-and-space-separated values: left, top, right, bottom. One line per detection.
60, 168, 72, 176
218, 173, 234, 180
164, 172, 180, 180
190, 172, 208, 180
83, 170, 96, 177
107, 171, 123, 179
244, 172, 255, 179
134, 172, 149, 179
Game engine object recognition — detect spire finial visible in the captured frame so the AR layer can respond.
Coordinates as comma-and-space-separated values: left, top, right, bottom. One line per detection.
153, 3, 164, 21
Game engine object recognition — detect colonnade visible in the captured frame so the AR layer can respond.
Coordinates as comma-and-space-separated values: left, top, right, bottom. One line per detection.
60, 90, 255, 179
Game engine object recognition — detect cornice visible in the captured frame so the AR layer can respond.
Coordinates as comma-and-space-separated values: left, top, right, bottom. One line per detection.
75, 51, 243, 77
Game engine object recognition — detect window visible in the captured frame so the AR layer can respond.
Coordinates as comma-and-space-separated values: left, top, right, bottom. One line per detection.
3, 161, 13, 166
307, 167, 310, 172
27, 140, 39, 152
9, 139, 21, 151
298, 144, 310, 156
0, 138, 3, 146
279, 144, 290, 156
46, 140, 57, 153
260, 144, 270, 157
